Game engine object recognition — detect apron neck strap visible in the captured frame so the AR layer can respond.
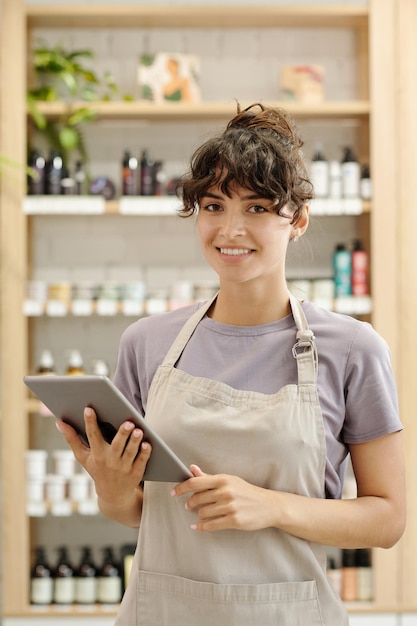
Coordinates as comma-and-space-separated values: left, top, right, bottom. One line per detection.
289, 294, 318, 386
161, 293, 218, 368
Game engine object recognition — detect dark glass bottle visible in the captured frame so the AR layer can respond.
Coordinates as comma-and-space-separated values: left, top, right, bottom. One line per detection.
140, 149, 154, 196
53, 546, 75, 605
122, 150, 138, 195
97, 546, 122, 604
30, 546, 53, 605
74, 546, 97, 605
27, 149, 46, 195
45, 150, 64, 195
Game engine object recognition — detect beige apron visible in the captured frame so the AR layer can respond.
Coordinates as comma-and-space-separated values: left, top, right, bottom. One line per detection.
116, 295, 349, 625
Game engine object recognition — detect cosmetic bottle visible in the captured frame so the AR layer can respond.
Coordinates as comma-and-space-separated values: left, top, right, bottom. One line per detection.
37, 350, 55, 375
326, 556, 342, 597
357, 548, 373, 601
140, 149, 154, 196
74, 546, 97, 605
28, 149, 46, 195
53, 546, 75, 605
341, 548, 358, 602
351, 239, 369, 296
310, 143, 329, 198
30, 546, 53, 605
333, 243, 352, 297
329, 160, 342, 199
97, 546, 122, 604
341, 147, 360, 198
66, 350, 85, 375
360, 164, 372, 200
122, 150, 138, 196
45, 150, 64, 195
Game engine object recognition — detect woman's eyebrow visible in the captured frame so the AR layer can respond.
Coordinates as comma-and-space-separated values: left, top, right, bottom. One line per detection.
202, 192, 266, 201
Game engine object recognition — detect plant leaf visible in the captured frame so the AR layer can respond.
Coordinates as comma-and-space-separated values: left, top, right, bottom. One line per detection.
67, 107, 97, 126
59, 126, 79, 151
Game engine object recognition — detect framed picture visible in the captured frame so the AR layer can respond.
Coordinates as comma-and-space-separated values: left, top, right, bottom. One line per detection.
280, 65, 325, 103
138, 52, 201, 104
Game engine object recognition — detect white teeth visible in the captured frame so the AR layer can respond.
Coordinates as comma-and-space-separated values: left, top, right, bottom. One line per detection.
219, 248, 250, 255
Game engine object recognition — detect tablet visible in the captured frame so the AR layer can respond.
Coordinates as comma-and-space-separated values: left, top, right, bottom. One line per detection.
24, 374, 193, 483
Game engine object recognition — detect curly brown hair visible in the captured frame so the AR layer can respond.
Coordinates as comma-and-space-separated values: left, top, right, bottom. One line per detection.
177, 102, 313, 224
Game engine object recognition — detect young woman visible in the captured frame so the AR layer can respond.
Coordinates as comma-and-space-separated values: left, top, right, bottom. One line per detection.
57, 103, 405, 625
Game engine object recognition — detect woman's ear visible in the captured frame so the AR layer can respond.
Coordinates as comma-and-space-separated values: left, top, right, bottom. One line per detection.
292, 204, 309, 239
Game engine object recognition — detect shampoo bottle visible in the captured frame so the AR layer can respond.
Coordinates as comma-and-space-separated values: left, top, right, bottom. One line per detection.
122, 150, 138, 196
97, 547, 122, 604
351, 239, 369, 296
310, 143, 329, 198
53, 546, 75, 605
74, 546, 97, 605
140, 149, 154, 196
333, 243, 352, 297
30, 546, 53, 605
341, 147, 360, 198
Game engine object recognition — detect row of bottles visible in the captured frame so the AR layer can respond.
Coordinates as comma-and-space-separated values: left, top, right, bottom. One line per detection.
122, 149, 167, 196
27, 148, 174, 198
310, 144, 371, 200
327, 549, 373, 602
28, 150, 87, 196
36, 349, 109, 378
333, 239, 369, 298
24, 279, 218, 318
30, 545, 134, 606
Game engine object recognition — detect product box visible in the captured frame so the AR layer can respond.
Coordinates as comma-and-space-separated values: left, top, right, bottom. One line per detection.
280, 64, 325, 103
138, 52, 201, 104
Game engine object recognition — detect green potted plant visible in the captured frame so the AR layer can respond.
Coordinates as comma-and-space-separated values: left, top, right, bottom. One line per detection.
27, 42, 129, 168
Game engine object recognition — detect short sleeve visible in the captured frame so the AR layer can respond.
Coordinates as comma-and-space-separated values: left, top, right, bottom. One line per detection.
342, 323, 402, 443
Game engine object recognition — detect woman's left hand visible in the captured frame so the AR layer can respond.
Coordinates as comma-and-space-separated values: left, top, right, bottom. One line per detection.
172, 465, 274, 532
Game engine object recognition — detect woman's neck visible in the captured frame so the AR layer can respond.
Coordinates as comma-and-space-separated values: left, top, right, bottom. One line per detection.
208, 283, 292, 326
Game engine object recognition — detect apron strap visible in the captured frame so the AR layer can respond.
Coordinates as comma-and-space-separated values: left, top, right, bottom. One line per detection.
289, 294, 318, 386
161, 293, 218, 368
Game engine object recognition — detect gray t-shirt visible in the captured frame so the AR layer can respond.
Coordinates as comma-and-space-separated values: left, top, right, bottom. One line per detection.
113, 300, 402, 499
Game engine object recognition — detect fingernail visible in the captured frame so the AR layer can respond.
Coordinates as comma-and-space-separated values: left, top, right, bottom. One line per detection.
190, 524, 198, 530
84, 407, 93, 418
55, 421, 64, 433
124, 421, 134, 432
170, 488, 176, 496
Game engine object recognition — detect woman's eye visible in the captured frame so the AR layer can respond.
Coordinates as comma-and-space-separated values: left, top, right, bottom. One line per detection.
203, 203, 222, 212
248, 205, 268, 213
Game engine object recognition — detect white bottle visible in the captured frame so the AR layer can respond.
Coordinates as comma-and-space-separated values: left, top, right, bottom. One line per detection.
329, 160, 342, 199
341, 147, 360, 198
310, 143, 329, 198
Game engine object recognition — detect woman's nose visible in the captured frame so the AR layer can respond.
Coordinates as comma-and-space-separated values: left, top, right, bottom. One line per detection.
219, 213, 246, 238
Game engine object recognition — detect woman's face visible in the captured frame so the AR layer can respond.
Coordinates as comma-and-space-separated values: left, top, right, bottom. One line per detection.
197, 181, 307, 289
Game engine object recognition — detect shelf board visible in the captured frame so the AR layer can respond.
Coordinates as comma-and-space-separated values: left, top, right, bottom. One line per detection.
24, 197, 371, 216
26, 5, 368, 30
29, 100, 370, 122
8, 602, 413, 619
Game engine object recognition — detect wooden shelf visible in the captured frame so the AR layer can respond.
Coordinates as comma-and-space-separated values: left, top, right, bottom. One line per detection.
29, 100, 370, 122
23, 196, 371, 216
26, 5, 368, 30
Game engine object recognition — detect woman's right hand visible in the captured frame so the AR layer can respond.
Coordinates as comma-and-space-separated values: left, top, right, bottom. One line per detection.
56, 407, 152, 522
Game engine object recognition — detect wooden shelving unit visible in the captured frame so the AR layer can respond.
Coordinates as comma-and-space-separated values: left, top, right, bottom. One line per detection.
1, 1, 416, 621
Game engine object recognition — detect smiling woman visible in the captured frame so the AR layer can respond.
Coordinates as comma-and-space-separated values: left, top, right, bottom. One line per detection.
57, 102, 405, 626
